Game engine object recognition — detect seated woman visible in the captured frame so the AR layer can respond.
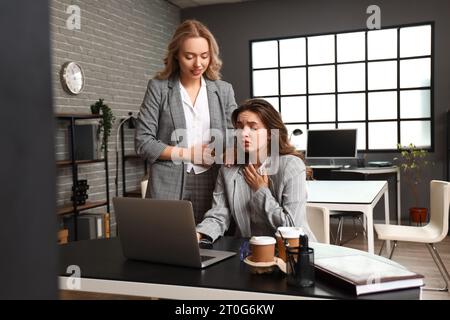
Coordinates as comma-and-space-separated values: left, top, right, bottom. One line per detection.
196, 99, 316, 242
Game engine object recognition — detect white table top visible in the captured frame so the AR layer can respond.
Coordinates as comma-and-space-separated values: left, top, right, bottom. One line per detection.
307, 180, 387, 204
310, 165, 343, 169
336, 166, 399, 174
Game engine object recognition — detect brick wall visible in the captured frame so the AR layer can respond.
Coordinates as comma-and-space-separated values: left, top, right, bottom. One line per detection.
50, 0, 179, 234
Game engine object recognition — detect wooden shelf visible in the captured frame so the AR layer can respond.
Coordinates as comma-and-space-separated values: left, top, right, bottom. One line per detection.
55, 114, 111, 242
56, 159, 105, 167
55, 113, 101, 120
124, 190, 142, 198
57, 201, 108, 216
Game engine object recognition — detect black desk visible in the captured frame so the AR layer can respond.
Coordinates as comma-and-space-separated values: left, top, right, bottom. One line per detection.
59, 237, 420, 300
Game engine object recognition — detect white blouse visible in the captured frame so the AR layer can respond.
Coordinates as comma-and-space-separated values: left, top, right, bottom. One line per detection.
179, 76, 211, 174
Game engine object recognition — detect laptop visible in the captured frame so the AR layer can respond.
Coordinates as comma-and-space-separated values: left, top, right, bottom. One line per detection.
113, 197, 236, 268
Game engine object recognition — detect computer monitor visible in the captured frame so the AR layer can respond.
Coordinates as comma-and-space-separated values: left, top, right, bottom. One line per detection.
306, 129, 357, 159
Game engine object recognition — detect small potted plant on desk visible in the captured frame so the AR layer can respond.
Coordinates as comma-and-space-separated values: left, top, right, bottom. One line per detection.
394, 143, 433, 226
90, 98, 115, 155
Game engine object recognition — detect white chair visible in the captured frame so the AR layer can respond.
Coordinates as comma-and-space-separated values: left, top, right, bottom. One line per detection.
306, 204, 330, 244
375, 180, 450, 291
141, 178, 149, 199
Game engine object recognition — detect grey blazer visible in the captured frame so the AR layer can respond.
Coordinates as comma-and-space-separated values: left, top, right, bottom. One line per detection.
196, 155, 317, 242
135, 75, 237, 200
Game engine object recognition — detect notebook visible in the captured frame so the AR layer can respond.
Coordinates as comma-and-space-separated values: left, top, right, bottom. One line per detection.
314, 254, 424, 296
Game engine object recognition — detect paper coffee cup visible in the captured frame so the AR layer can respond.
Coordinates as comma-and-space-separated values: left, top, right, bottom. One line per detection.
275, 227, 304, 262
249, 236, 276, 263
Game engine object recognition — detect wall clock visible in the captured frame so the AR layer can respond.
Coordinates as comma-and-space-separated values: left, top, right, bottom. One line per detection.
60, 61, 85, 95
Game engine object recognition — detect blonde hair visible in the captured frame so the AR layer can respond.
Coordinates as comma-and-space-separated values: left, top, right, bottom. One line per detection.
156, 20, 222, 81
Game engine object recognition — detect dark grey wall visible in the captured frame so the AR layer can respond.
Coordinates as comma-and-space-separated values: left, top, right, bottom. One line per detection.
182, 0, 450, 221
0, 0, 57, 299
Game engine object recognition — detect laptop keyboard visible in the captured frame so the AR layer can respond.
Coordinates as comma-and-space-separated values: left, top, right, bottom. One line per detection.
200, 255, 215, 262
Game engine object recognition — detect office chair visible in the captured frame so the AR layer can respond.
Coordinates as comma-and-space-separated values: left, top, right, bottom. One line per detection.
306, 205, 330, 244
330, 211, 366, 246
375, 180, 450, 291
141, 176, 149, 199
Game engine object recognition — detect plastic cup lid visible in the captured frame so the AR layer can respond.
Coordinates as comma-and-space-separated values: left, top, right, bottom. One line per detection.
275, 227, 304, 239
249, 236, 276, 246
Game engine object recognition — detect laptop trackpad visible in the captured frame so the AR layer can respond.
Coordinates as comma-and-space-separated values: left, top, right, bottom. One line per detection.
200, 255, 215, 262
199, 249, 236, 266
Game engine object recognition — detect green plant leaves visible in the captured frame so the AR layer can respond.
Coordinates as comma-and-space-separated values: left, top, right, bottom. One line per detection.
90, 99, 115, 152
395, 143, 433, 207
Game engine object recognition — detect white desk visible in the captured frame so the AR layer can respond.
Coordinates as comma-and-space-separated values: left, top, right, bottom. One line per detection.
336, 167, 401, 225
310, 165, 343, 170
307, 180, 390, 254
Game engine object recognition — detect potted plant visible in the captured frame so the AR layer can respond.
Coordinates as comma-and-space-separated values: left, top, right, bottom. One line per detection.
90, 99, 115, 153
394, 143, 433, 225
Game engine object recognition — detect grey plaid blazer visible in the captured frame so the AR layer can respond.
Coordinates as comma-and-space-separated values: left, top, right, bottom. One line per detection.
196, 155, 317, 242
135, 75, 237, 200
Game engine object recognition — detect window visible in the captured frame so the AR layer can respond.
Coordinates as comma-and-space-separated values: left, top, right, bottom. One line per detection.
250, 23, 433, 151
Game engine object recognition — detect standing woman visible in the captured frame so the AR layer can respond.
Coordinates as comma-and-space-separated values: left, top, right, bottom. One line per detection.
135, 20, 237, 223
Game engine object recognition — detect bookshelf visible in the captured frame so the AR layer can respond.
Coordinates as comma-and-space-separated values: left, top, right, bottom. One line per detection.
56, 113, 111, 241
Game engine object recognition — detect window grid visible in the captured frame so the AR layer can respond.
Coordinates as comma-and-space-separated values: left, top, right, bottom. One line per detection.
334, 34, 338, 129
396, 27, 401, 151
305, 37, 310, 125
251, 54, 432, 72
277, 36, 281, 113
250, 23, 434, 152
365, 27, 369, 151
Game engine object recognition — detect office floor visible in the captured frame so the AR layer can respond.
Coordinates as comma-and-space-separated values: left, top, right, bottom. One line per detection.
59, 222, 450, 300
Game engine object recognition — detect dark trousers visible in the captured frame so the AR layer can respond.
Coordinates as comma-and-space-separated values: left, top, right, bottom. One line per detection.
183, 168, 217, 224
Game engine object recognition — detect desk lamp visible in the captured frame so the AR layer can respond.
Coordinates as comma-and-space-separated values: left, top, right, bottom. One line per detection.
289, 128, 303, 141
115, 112, 138, 197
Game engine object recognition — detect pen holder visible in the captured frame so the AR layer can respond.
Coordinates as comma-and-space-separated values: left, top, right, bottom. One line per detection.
286, 246, 315, 288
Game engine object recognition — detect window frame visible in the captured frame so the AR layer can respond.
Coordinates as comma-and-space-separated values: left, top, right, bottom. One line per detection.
249, 21, 435, 153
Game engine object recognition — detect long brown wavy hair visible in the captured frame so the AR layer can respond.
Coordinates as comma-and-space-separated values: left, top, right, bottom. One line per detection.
156, 19, 222, 80
231, 99, 304, 159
